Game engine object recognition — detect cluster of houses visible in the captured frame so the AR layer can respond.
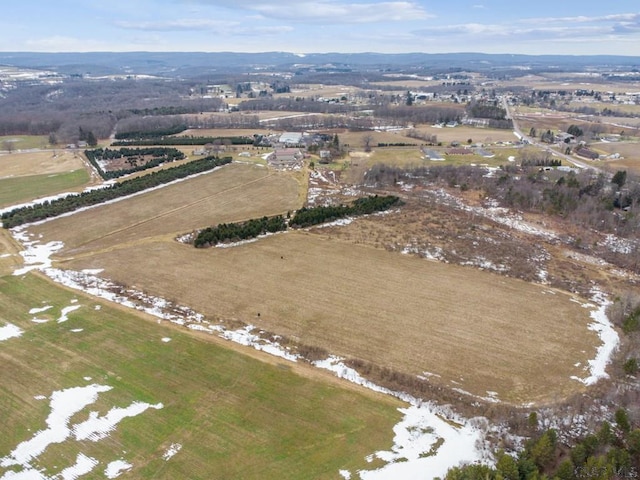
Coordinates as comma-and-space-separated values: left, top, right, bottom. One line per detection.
264, 131, 331, 169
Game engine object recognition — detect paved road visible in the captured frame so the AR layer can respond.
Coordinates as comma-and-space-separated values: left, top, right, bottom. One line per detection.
501, 95, 602, 172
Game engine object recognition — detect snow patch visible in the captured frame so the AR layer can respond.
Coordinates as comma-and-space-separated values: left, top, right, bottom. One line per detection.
570, 290, 619, 386
29, 306, 52, 314
161, 337, 172, 343
315, 356, 491, 479
104, 460, 133, 478
162, 443, 182, 461
58, 305, 81, 323
58, 453, 97, 480
73, 402, 163, 441
0, 323, 23, 342
0, 384, 162, 478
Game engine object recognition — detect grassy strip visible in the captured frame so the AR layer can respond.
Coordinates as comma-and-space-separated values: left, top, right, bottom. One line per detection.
0, 169, 90, 208
0, 273, 401, 479
1, 156, 231, 228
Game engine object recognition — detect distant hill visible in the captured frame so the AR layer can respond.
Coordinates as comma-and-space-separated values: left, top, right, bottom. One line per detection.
0, 51, 639, 77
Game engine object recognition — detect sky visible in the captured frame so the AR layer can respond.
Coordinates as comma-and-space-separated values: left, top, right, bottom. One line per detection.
1, 0, 640, 56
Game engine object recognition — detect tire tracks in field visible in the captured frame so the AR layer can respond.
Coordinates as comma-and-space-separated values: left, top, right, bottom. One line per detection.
57, 169, 278, 259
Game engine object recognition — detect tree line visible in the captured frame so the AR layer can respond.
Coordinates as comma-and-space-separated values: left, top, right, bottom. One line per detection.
193, 195, 401, 247
445, 413, 640, 480
1, 156, 231, 228
194, 215, 287, 247
112, 136, 254, 147
114, 124, 188, 140
289, 195, 401, 228
85, 147, 186, 179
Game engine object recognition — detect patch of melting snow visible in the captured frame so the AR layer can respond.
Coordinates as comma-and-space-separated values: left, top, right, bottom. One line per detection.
315, 357, 491, 479
0, 384, 162, 479
73, 402, 163, 441
69, 329, 83, 333
58, 453, 97, 480
220, 325, 298, 362
570, 289, 619, 386
161, 337, 171, 343
58, 305, 81, 323
1, 384, 111, 468
12, 230, 63, 276
104, 460, 132, 479
460, 257, 508, 273
33, 395, 46, 401
339, 470, 352, 479
602, 234, 636, 255
0, 323, 23, 342
29, 306, 52, 315
311, 217, 354, 229
162, 443, 182, 461
81, 268, 103, 275
451, 387, 501, 404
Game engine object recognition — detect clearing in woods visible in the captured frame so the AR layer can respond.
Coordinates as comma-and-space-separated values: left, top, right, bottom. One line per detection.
23, 161, 602, 404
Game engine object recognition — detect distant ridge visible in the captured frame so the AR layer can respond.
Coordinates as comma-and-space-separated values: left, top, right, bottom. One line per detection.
1, 51, 639, 76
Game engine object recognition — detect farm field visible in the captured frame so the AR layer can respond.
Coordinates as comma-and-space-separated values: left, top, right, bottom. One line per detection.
45, 216, 600, 405
0, 135, 48, 150
408, 125, 516, 144
590, 141, 640, 174
0, 272, 402, 479
0, 150, 88, 179
178, 128, 272, 138
27, 162, 304, 256
0, 169, 90, 208
0, 150, 94, 207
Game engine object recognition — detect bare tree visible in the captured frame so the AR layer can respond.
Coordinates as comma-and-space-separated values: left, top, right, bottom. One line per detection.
363, 134, 373, 153
2, 139, 15, 152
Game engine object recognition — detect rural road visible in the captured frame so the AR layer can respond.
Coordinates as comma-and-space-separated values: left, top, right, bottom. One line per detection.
501, 95, 603, 172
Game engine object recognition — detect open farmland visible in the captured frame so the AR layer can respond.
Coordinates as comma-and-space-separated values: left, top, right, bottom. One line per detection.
29, 162, 304, 256
0, 150, 94, 207
0, 150, 88, 179
590, 141, 640, 174
28, 172, 604, 407
0, 272, 402, 479
0, 135, 48, 150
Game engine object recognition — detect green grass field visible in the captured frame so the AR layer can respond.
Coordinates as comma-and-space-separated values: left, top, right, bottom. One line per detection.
0, 169, 90, 208
0, 273, 402, 479
0, 135, 48, 150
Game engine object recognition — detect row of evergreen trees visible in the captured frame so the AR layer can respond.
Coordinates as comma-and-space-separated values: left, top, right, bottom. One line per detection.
112, 136, 254, 147
2, 156, 231, 228
289, 195, 401, 228
85, 147, 186, 179
194, 195, 401, 247
114, 124, 187, 140
194, 215, 287, 247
